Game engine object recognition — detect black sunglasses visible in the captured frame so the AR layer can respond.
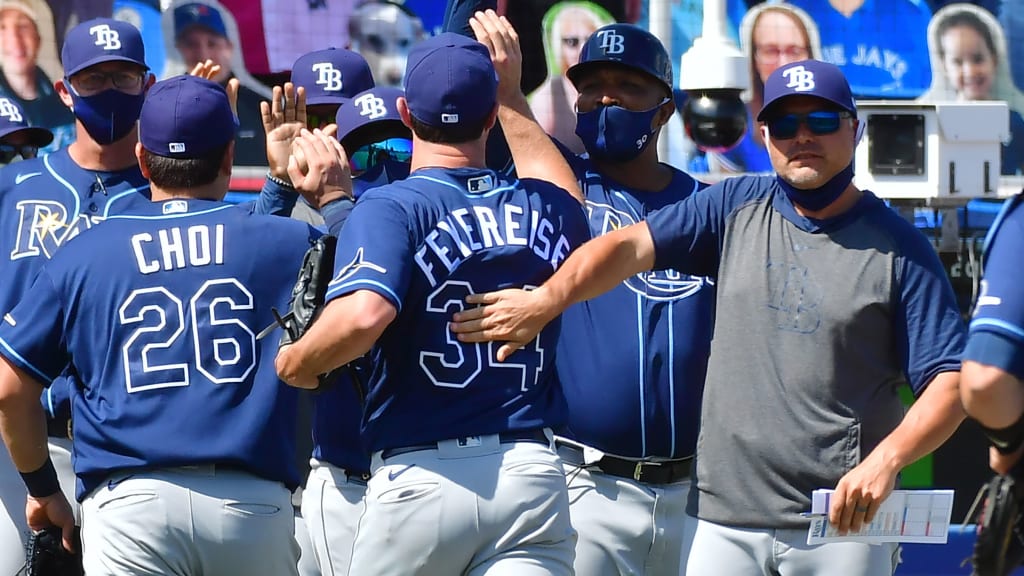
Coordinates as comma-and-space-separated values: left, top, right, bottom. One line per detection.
766, 111, 852, 140
0, 143, 38, 164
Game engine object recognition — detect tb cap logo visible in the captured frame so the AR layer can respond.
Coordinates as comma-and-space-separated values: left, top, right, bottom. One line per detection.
783, 65, 815, 91
354, 93, 387, 119
90, 24, 122, 50
312, 62, 343, 91
597, 29, 624, 54
0, 98, 23, 122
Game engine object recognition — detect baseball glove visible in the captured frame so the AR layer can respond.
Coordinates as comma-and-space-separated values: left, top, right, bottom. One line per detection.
971, 473, 1024, 576
23, 526, 82, 576
258, 235, 349, 392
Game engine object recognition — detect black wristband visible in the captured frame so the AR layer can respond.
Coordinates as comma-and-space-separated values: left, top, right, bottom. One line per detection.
266, 172, 295, 190
981, 412, 1024, 454
20, 458, 60, 498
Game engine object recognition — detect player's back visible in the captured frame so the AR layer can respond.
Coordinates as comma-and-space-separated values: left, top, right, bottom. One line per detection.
17, 198, 318, 498
328, 167, 589, 452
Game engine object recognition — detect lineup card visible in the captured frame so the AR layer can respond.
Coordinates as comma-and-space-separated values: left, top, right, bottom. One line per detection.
806, 489, 955, 544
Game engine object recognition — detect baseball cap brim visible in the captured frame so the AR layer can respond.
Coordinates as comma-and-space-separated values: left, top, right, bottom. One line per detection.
339, 120, 409, 151
307, 94, 350, 107
0, 124, 53, 147
757, 95, 852, 121
66, 54, 149, 78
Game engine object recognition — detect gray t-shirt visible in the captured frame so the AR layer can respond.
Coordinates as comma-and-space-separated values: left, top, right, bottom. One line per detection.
646, 175, 965, 528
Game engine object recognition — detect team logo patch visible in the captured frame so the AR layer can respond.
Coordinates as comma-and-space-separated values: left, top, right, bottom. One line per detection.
90, 24, 122, 50
0, 98, 22, 122
312, 62, 343, 91
329, 247, 387, 285
587, 201, 712, 300
783, 65, 815, 92
354, 93, 387, 119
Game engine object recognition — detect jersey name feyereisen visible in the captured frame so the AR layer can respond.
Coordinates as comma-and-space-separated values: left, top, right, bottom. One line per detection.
555, 151, 715, 459
326, 167, 589, 453
645, 175, 965, 527
0, 199, 319, 499
965, 194, 1024, 378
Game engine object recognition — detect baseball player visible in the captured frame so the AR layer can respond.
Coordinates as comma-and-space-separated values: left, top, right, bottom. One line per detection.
0, 17, 301, 565
466, 10, 714, 574
962, 193, 1024, 473
276, 30, 587, 575
0, 96, 55, 575
0, 75, 317, 575
286, 84, 412, 576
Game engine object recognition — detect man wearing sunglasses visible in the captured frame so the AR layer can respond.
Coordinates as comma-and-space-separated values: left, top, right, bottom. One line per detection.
0, 97, 51, 165
450, 59, 968, 575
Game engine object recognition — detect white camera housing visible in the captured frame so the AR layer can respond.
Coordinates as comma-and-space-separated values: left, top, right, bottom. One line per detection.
854, 100, 1009, 203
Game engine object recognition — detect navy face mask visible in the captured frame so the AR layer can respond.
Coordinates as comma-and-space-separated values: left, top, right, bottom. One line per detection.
776, 161, 854, 212
575, 98, 668, 163
68, 85, 146, 145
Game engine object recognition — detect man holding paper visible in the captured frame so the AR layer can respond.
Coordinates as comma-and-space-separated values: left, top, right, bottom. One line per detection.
450, 60, 968, 575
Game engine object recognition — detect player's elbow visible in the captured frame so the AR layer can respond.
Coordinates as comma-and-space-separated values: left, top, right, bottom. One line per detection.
961, 361, 1022, 427
0, 359, 43, 414
345, 294, 397, 357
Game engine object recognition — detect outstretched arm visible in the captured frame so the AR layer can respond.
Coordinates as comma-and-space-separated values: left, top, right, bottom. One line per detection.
451, 221, 656, 360
470, 10, 582, 204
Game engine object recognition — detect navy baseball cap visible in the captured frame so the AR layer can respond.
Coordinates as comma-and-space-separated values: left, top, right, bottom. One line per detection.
758, 60, 856, 121
403, 32, 497, 128
335, 86, 408, 145
174, 2, 227, 39
291, 48, 375, 106
62, 18, 148, 77
139, 76, 236, 158
0, 98, 52, 147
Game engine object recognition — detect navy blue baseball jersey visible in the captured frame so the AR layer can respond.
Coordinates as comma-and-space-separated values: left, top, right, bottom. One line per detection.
965, 195, 1024, 378
310, 165, 411, 474
325, 167, 589, 453
0, 149, 292, 439
0, 199, 319, 499
556, 151, 715, 459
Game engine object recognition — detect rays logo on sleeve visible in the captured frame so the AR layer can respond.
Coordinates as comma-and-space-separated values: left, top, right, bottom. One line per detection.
586, 201, 711, 301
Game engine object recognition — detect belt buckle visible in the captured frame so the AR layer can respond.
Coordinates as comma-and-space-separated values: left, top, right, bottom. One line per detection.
633, 460, 660, 482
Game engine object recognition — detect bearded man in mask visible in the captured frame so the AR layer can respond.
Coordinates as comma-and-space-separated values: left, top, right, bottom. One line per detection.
466, 16, 715, 576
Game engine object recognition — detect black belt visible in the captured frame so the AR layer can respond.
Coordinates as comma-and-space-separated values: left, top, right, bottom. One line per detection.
381, 429, 549, 460
557, 444, 692, 485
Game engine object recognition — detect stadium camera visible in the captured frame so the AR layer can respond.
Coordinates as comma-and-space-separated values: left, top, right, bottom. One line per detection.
678, 0, 748, 152
854, 100, 1010, 202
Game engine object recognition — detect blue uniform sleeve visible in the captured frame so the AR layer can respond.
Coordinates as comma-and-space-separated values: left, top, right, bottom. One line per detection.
965, 196, 1024, 378
893, 227, 967, 394
239, 178, 299, 216
322, 197, 356, 237
645, 180, 733, 278
0, 268, 68, 385
325, 194, 413, 311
